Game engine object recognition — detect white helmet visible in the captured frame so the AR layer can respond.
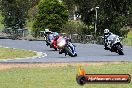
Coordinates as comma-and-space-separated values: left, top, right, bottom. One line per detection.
45, 29, 49, 32
45, 29, 53, 34
104, 29, 109, 34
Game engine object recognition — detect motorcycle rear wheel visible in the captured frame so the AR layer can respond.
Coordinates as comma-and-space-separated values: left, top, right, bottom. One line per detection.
117, 45, 124, 55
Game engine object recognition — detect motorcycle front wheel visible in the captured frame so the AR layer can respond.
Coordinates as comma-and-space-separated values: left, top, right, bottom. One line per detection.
65, 47, 77, 57
54, 47, 57, 51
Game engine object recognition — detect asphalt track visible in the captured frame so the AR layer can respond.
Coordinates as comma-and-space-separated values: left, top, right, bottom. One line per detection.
0, 39, 132, 62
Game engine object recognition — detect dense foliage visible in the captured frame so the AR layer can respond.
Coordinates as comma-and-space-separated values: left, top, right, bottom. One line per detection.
61, 20, 90, 35
32, 0, 69, 37
97, 0, 132, 36
0, 0, 39, 28
64, 0, 132, 37
0, 0, 132, 37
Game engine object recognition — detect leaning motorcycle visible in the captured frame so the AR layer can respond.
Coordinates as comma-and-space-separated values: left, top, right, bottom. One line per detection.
102, 34, 124, 55
44, 33, 51, 46
57, 37, 77, 57
45, 34, 54, 47
45, 35, 50, 46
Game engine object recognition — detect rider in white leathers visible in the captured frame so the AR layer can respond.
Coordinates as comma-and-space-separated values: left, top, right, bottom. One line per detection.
104, 29, 113, 50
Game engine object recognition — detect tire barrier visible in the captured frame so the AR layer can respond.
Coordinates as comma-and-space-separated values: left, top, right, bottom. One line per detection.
64, 33, 104, 44
59, 33, 132, 45
0, 28, 28, 40
1, 31, 132, 45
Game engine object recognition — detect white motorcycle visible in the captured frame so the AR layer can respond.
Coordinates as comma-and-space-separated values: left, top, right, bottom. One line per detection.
102, 34, 124, 55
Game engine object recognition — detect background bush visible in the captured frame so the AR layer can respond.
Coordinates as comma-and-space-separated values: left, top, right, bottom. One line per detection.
32, 0, 69, 37
61, 20, 93, 35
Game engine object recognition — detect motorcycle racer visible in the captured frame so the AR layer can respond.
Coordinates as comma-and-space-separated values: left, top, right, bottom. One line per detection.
104, 29, 113, 50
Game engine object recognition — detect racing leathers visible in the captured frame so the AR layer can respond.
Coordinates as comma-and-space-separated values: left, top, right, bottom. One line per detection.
104, 32, 113, 50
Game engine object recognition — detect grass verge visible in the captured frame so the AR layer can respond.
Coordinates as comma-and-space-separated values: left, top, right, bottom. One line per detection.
123, 30, 132, 46
0, 62, 131, 88
0, 47, 36, 60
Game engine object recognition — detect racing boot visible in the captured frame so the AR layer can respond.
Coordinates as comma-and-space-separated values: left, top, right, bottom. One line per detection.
59, 49, 62, 54
104, 47, 110, 50
65, 53, 67, 56
104, 43, 110, 50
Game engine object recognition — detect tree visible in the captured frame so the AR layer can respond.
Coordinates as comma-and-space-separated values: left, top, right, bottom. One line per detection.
62, 0, 76, 19
32, 0, 69, 37
0, 0, 40, 28
73, 0, 132, 37
74, 0, 97, 25
97, 0, 132, 36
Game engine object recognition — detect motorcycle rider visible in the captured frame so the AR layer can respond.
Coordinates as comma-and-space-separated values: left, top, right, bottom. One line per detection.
51, 32, 60, 49
58, 36, 74, 55
44, 29, 54, 46
53, 32, 60, 42
104, 29, 113, 50
103, 29, 124, 55
44, 29, 52, 37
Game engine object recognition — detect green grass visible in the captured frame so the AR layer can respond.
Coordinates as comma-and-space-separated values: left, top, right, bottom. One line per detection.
122, 38, 132, 46
127, 30, 132, 38
0, 62, 131, 88
122, 30, 132, 46
0, 47, 36, 60
0, 14, 4, 30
